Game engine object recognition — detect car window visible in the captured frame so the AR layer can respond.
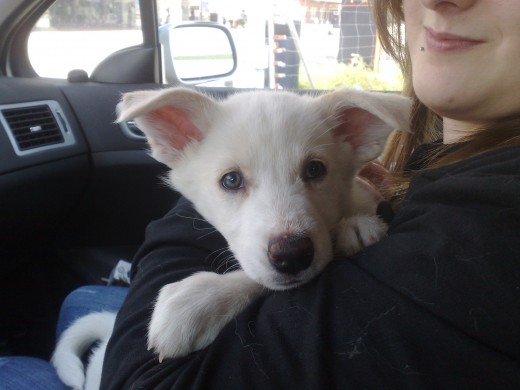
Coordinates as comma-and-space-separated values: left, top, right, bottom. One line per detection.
157, 0, 402, 91
28, 0, 143, 79
28, 0, 402, 91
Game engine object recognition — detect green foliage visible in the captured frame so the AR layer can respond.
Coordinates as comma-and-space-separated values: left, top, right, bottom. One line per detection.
299, 61, 403, 91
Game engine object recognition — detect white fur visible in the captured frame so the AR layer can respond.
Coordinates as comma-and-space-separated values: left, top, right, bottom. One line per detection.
53, 88, 411, 389
51, 311, 115, 390
148, 271, 264, 361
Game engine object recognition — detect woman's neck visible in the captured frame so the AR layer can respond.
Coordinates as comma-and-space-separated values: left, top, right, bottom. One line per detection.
443, 118, 482, 144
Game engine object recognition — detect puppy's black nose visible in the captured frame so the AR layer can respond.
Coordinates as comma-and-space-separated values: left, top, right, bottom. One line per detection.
268, 236, 314, 274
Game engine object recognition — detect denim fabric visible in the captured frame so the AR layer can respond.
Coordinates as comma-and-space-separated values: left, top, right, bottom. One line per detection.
56, 285, 128, 339
0, 285, 127, 390
0, 357, 70, 390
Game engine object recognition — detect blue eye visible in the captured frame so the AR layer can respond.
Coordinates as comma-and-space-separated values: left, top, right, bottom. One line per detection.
304, 160, 327, 181
221, 171, 244, 190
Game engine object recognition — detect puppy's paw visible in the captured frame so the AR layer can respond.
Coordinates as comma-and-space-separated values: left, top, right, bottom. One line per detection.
148, 271, 262, 361
335, 215, 387, 256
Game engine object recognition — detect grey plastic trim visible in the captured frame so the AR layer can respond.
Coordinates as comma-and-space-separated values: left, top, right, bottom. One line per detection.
0, 100, 76, 156
119, 119, 147, 141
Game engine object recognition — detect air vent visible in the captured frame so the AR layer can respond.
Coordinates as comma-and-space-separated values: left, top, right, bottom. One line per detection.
0, 101, 75, 156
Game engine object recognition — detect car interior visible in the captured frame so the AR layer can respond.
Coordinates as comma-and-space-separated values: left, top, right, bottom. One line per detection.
0, 0, 395, 360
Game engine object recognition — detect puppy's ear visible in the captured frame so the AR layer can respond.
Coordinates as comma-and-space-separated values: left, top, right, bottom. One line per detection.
116, 87, 217, 166
319, 88, 411, 163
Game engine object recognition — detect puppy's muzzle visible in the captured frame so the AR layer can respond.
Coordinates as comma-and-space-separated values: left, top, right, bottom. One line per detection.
268, 235, 314, 274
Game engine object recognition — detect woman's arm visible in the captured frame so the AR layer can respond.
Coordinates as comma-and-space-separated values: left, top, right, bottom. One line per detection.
101, 146, 520, 389
100, 197, 231, 388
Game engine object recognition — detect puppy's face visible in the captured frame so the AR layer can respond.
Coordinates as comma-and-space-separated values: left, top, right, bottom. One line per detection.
171, 93, 359, 289
117, 88, 411, 290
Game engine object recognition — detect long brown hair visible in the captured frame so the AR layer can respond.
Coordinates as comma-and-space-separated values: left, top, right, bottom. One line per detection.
371, 0, 520, 193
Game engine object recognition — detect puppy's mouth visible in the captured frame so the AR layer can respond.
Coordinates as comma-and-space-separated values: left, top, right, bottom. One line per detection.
263, 268, 317, 291
233, 229, 333, 291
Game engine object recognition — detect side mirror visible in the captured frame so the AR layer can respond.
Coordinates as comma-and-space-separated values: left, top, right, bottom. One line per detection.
159, 22, 237, 85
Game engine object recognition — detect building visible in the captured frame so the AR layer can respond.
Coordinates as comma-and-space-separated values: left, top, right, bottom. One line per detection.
48, 0, 139, 28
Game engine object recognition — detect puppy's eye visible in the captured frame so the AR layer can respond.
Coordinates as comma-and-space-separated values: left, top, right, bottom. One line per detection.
221, 171, 244, 190
303, 160, 327, 181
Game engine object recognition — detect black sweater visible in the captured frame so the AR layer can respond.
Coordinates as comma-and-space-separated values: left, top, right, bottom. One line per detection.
101, 145, 520, 389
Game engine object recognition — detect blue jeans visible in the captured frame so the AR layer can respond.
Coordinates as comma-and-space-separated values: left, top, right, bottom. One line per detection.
0, 286, 127, 390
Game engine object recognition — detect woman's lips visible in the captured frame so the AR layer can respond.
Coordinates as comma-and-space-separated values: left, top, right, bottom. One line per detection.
425, 28, 483, 52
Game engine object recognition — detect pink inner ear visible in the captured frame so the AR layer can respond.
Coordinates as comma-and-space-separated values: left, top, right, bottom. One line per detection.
332, 107, 382, 149
149, 106, 204, 150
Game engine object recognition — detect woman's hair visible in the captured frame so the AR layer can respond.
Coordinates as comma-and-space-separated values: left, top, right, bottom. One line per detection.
371, 0, 520, 191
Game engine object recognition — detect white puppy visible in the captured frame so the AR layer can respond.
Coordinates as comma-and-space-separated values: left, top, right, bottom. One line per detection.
52, 87, 410, 389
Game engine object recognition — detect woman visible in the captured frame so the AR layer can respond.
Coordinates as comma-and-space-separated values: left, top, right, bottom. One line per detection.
100, 1, 520, 388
